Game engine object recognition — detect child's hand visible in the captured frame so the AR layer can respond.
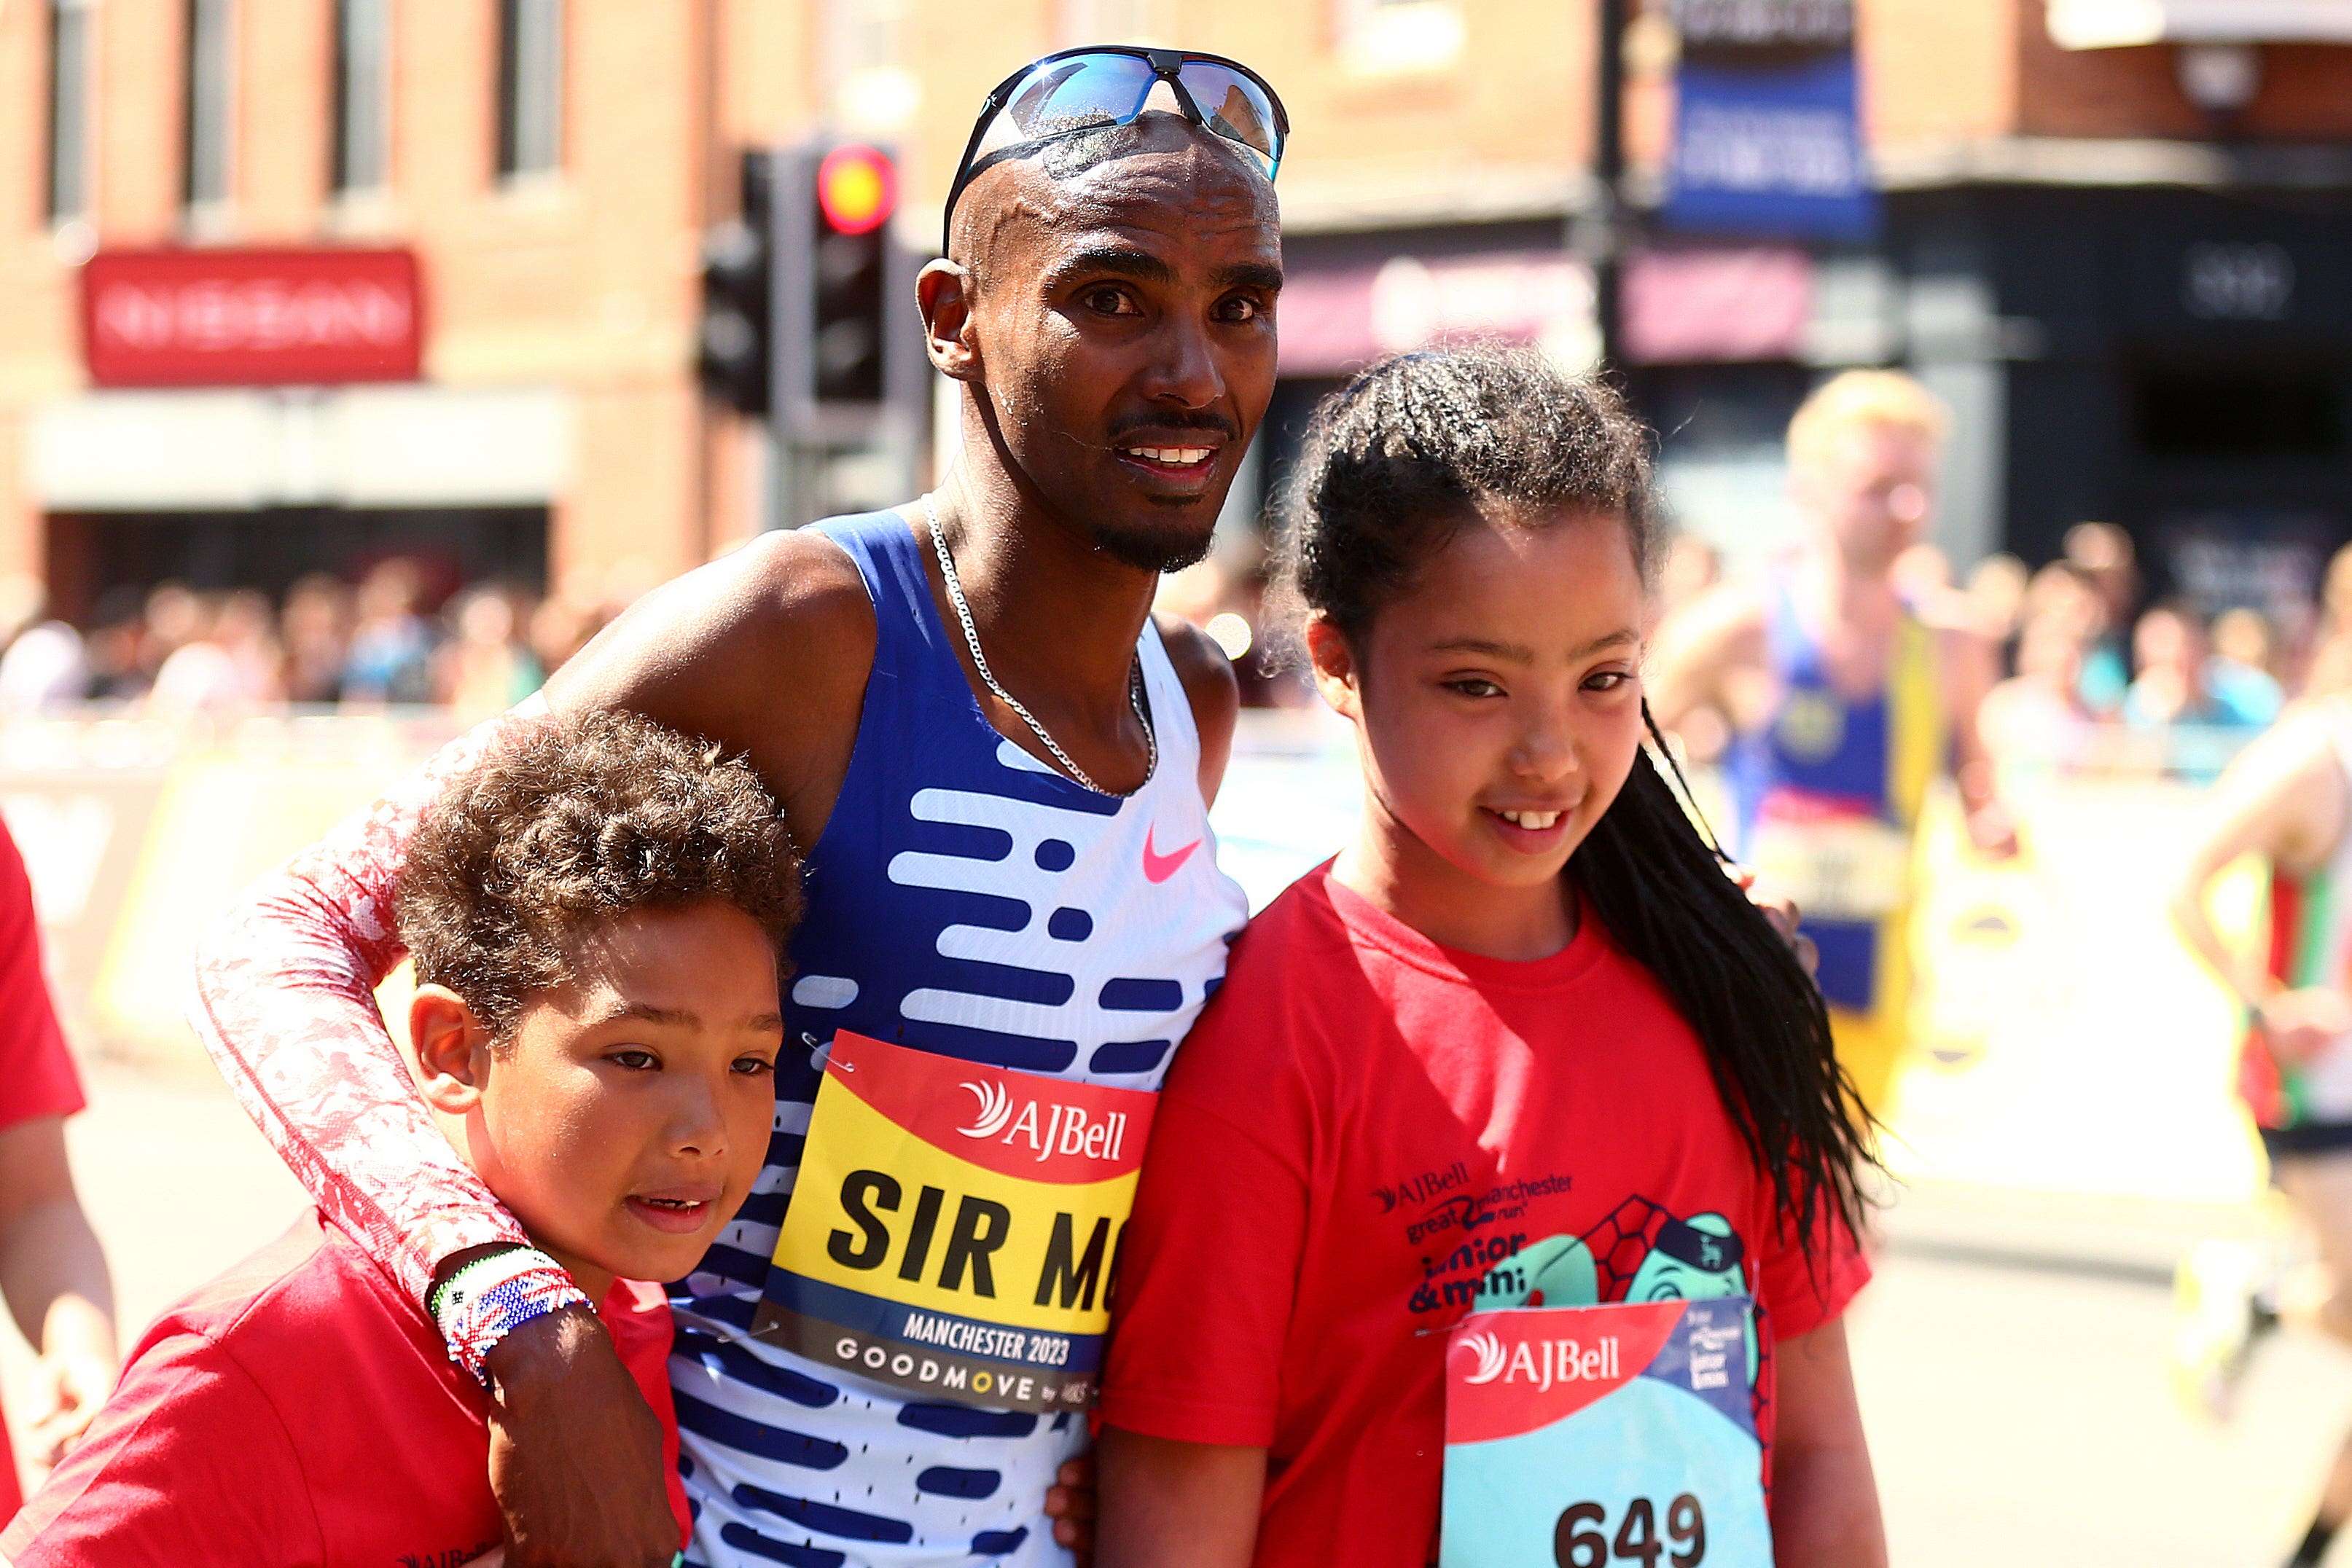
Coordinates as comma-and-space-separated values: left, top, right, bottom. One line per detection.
1047, 1454, 1097, 1564
2258, 987, 2352, 1066
27, 1341, 113, 1464
1963, 799, 2020, 859
1726, 864, 1818, 978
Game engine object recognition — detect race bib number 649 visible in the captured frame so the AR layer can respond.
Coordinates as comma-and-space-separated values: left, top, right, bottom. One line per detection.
754, 1032, 1155, 1412
1440, 1298, 1773, 1567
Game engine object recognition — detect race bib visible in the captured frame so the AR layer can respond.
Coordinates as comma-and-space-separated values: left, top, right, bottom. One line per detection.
754, 1031, 1154, 1412
1441, 1298, 1772, 1568
1748, 792, 1912, 921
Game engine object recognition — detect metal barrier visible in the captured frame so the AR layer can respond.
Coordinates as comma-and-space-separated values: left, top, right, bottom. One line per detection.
1, 707, 458, 1062
0, 706, 2278, 1208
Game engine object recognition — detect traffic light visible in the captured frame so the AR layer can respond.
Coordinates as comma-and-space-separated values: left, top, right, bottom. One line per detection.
698, 149, 773, 416
773, 139, 917, 444
809, 144, 897, 406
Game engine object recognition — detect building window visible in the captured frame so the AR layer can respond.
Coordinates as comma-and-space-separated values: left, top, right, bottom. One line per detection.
1336, 0, 1466, 75
182, 0, 234, 211
45, 0, 95, 223
1060, 0, 1161, 44
825, 0, 918, 133
827, 0, 906, 79
332, 0, 392, 195
496, 0, 563, 179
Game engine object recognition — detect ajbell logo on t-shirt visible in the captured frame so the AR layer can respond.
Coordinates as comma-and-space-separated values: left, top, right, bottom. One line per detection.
755, 1032, 1156, 1412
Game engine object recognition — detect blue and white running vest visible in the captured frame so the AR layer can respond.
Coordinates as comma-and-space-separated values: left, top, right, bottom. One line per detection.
669, 511, 1251, 1567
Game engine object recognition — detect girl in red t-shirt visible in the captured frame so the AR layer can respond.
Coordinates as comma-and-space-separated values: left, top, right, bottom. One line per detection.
1097, 345, 1884, 1568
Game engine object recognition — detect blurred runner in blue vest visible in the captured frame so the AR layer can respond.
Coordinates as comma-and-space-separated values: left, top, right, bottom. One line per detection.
1651, 372, 2014, 1118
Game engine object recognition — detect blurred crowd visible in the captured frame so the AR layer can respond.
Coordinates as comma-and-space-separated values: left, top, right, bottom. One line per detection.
1148, 506, 2352, 779
1660, 520, 2350, 784
0, 558, 647, 726
4, 522, 2345, 775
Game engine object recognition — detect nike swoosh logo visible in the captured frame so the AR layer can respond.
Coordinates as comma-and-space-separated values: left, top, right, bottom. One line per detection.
1143, 828, 1200, 884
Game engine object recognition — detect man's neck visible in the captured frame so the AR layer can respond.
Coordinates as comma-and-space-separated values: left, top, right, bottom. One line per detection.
929, 436, 1163, 726
1800, 541, 1901, 632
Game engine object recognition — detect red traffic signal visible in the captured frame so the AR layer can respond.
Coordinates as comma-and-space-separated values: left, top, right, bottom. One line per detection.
816, 145, 897, 237
775, 138, 912, 431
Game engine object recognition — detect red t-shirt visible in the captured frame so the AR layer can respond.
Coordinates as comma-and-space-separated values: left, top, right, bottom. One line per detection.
2, 1212, 690, 1565
1099, 866, 1869, 1568
0, 815, 89, 1516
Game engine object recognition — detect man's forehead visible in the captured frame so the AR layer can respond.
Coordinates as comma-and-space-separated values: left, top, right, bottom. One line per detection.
1068, 127, 1269, 199
957, 119, 1278, 266
1049, 170, 1278, 254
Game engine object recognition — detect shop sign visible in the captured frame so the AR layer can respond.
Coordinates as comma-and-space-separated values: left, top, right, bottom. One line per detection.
1662, 53, 1877, 241
2181, 242, 2295, 321
82, 248, 423, 388
2159, 511, 2337, 619
2127, 235, 2344, 332
1671, 0, 1851, 48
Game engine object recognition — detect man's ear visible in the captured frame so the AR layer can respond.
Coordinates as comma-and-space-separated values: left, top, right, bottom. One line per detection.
1305, 616, 1363, 721
917, 260, 981, 384
410, 986, 492, 1116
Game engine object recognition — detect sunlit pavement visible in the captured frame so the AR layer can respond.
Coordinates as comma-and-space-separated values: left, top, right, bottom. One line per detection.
0, 1060, 306, 1505
9, 1059, 2352, 1566
1860, 1185, 2352, 1567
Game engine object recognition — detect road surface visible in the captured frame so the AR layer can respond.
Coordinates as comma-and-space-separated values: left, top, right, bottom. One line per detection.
5, 1062, 2350, 1566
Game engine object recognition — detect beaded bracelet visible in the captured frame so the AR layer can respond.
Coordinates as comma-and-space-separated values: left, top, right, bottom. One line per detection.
429, 1247, 593, 1385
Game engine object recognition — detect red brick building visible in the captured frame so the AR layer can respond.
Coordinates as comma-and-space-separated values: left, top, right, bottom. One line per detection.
2, 1, 2349, 621
1853, 1, 2352, 592
0, 0, 820, 622
894, 0, 2352, 596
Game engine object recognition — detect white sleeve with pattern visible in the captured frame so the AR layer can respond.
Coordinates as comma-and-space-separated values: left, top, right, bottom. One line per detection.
186, 712, 537, 1311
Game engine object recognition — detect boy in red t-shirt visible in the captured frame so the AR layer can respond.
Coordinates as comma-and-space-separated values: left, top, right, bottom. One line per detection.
0, 813, 119, 1511
4, 713, 801, 1564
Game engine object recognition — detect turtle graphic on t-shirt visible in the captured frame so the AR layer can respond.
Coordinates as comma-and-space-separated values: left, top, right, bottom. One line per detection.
1476, 1195, 1762, 1398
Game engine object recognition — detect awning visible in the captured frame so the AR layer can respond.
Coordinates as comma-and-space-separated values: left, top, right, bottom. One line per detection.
1276, 251, 1596, 377
2047, 0, 2352, 49
1276, 244, 1815, 375
29, 385, 573, 510
1621, 246, 1813, 364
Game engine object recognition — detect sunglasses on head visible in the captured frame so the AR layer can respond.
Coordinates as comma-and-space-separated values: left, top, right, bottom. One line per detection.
942, 46, 1289, 255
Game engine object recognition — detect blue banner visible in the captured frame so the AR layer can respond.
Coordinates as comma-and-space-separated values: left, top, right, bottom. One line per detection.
1663, 52, 1878, 242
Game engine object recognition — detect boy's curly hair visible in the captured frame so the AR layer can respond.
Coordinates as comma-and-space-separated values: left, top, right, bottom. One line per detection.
396, 712, 802, 1038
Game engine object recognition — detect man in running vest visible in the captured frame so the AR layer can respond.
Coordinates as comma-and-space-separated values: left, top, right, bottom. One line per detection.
191, 55, 1282, 1567
1650, 371, 2013, 1117
2171, 697, 2352, 1568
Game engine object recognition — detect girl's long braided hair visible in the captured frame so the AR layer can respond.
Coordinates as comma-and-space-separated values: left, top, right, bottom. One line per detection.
1273, 342, 1876, 1250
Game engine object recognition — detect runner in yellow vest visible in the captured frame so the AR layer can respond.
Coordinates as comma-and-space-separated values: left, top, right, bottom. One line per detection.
1652, 372, 2014, 1118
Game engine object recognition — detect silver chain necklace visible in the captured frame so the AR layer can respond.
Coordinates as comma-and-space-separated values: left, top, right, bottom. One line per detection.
921, 497, 1155, 796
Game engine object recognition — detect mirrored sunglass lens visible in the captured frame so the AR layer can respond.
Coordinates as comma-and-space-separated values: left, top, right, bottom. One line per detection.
1003, 55, 1156, 139
1176, 63, 1281, 165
